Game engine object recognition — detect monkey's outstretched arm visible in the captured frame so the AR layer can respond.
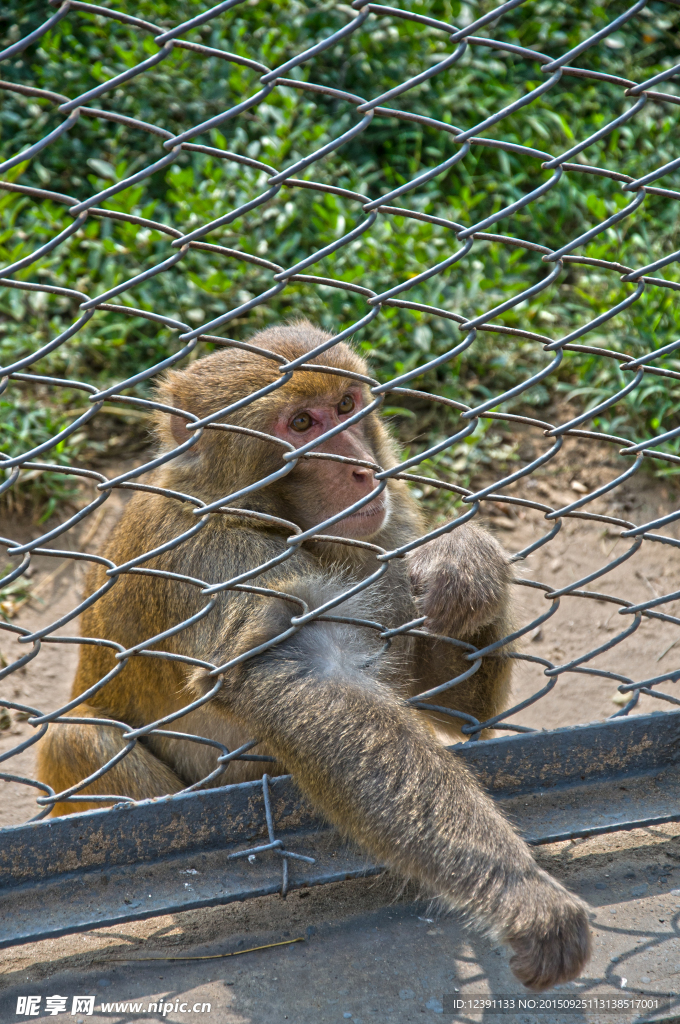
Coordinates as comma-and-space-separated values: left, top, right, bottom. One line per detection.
209, 606, 589, 992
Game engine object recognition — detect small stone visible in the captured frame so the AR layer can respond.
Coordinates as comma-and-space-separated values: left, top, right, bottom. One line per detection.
610, 956, 620, 962
571, 480, 588, 493
611, 691, 629, 706
343, 1014, 352, 1019
671, 889, 680, 895
550, 558, 563, 572
641, 976, 651, 984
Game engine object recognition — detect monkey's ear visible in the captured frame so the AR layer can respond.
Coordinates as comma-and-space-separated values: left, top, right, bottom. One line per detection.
169, 411, 193, 445
167, 395, 202, 455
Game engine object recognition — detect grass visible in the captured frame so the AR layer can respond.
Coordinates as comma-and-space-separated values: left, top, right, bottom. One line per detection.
0, 0, 679, 514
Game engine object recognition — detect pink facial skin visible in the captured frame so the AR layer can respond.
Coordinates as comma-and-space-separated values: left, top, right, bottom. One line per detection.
272, 387, 389, 538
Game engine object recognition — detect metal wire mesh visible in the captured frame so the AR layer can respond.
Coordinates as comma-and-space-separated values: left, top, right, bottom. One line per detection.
1, 0, 680, 891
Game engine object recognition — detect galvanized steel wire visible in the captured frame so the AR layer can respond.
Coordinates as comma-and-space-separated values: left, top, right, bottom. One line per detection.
1, 0, 680, 885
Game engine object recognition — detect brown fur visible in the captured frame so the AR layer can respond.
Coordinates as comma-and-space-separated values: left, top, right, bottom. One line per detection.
36, 320, 590, 989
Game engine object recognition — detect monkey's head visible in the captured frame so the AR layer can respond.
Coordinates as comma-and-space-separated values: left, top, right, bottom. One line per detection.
154, 320, 409, 540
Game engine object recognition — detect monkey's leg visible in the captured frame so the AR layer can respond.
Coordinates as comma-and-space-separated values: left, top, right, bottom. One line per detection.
36, 703, 185, 816
213, 619, 590, 991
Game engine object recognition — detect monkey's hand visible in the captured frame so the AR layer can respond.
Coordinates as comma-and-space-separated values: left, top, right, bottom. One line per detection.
407, 524, 511, 638
502, 868, 592, 990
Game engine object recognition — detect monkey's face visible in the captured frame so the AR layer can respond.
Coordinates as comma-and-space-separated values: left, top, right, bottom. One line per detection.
271, 386, 389, 539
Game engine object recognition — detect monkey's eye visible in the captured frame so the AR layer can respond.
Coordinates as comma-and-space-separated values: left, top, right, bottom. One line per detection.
338, 394, 355, 415
291, 412, 313, 432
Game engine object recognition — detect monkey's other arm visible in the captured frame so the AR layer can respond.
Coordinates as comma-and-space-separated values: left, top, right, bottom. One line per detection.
210, 579, 589, 992
406, 525, 515, 736
408, 524, 511, 636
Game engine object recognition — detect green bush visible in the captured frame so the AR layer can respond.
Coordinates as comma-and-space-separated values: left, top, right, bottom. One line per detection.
1, 0, 679, 487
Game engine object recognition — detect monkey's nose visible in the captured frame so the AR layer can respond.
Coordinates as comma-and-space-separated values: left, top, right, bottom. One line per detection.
352, 467, 375, 492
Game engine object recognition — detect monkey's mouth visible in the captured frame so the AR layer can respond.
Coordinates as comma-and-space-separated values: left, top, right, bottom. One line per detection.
336, 496, 388, 537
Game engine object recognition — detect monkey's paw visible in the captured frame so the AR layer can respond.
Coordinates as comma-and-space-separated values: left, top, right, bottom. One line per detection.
506, 885, 591, 991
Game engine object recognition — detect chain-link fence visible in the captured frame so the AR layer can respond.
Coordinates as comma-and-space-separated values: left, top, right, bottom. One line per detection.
1, 0, 680, 916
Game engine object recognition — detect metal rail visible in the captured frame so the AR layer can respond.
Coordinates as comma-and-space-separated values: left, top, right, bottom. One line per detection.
1, 0, 680, 939
3, 709, 680, 948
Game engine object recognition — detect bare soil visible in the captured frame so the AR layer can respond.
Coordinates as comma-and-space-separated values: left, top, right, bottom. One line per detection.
481, 429, 680, 733
1, 437, 679, 830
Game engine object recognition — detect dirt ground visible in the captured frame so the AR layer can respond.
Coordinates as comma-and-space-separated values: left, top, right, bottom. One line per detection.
1, 433, 679, 830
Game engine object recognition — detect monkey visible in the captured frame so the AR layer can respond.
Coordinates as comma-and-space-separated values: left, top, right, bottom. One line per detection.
36, 319, 590, 991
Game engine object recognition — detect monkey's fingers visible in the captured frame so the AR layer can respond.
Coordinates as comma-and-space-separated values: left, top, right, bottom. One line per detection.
506, 885, 591, 991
